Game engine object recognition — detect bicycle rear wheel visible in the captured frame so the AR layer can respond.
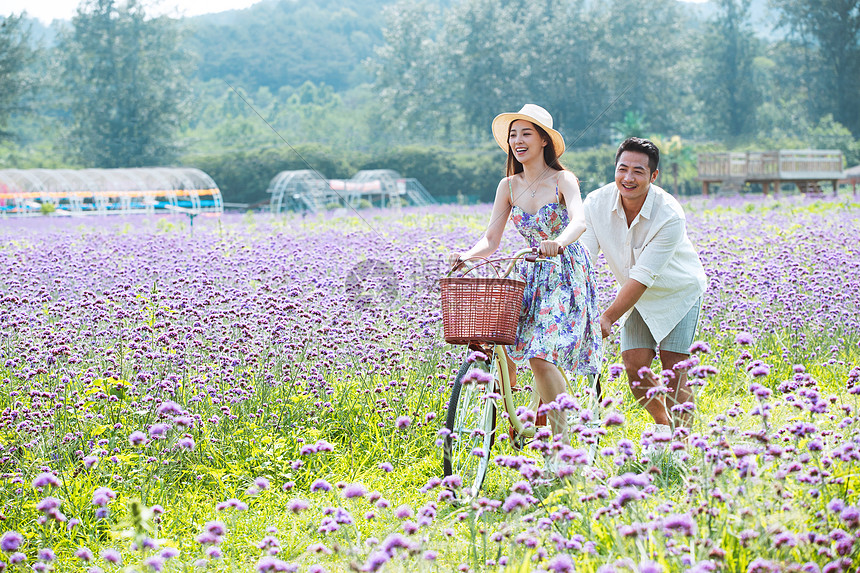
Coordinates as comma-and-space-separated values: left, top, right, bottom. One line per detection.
443, 355, 497, 497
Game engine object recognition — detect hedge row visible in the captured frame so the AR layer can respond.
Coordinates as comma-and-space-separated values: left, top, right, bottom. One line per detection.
183, 143, 701, 206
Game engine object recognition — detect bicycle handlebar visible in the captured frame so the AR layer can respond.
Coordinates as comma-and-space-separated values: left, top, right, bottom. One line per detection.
450, 246, 563, 279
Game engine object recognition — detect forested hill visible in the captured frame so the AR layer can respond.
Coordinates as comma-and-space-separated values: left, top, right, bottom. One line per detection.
185, 0, 459, 92
183, 0, 771, 93
185, 0, 393, 92
20, 0, 772, 93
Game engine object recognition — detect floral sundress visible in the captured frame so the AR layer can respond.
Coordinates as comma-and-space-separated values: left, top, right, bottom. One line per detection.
507, 177, 602, 376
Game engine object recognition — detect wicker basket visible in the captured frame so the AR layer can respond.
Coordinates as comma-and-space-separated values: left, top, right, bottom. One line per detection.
439, 276, 526, 345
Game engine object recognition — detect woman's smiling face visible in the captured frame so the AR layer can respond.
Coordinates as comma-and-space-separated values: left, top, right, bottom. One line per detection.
508, 120, 547, 164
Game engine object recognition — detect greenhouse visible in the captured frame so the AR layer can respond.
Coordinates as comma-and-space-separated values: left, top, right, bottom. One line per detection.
267, 169, 436, 214
0, 167, 223, 216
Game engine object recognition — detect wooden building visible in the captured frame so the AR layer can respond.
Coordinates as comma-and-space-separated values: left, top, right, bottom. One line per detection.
696, 150, 844, 196
841, 164, 860, 196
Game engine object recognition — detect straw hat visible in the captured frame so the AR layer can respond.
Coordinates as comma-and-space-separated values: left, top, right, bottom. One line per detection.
491, 104, 566, 156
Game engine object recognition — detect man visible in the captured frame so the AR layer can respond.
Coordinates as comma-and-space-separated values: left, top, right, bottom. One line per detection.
581, 137, 707, 434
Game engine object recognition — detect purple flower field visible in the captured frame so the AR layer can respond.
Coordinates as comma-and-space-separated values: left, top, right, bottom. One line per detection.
0, 196, 858, 572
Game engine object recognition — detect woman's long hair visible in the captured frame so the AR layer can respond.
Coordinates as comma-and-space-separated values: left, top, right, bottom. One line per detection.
505, 121, 565, 177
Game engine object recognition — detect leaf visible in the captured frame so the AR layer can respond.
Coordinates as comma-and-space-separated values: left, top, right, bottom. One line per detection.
91, 425, 109, 437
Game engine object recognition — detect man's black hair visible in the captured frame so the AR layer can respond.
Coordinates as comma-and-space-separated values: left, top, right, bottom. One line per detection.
615, 137, 660, 174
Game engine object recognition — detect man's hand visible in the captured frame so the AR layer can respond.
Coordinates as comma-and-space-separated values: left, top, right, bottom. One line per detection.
600, 313, 613, 339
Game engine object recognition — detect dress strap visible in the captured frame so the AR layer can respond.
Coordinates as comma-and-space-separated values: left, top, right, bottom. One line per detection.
508, 176, 514, 204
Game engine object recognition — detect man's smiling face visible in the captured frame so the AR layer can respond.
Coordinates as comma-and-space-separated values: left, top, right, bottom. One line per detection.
615, 150, 658, 203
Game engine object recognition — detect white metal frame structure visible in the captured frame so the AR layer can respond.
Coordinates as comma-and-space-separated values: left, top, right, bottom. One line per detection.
0, 167, 223, 217
266, 170, 331, 213
267, 169, 436, 214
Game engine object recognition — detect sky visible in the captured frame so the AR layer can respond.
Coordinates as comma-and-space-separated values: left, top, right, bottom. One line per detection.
7, 0, 709, 25
4, 0, 264, 24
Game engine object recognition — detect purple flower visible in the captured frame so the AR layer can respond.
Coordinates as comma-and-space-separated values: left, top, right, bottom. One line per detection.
216, 499, 248, 511
101, 549, 122, 564
75, 547, 93, 562
287, 499, 309, 514
144, 555, 165, 571
343, 483, 367, 499
395, 416, 412, 429
92, 487, 116, 507
839, 506, 860, 527
0, 531, 23, 552
156, 401, 183, 416
609, 472, 650, 488
615, 487, 643, 507
255, 556, 294, 572
546, 554, 575, 572
773, 531, 797, 548
159, 547, 180, 559
502, 493, 532, 513
362, 550, 390, 572
314, 440, 334, 453
257, 536, 280, 550
402, 520, 419, 534
827, 498, 846, 513
195, 532, 221, 545
662, 513, 696, 537
639, 560, 664, 573
735, 332, 754, 345
83, 455, 100, 469
688, 340, 710, 354
749, 364, 770, 378
204, 521, 226, 537
378, 462, 393, 473
128, 431, 147, 446
299, 444, 317, 455
32, 473, 61, 488
394, 505, 414, 519
36, 497, 62, 512
205, 546, 223, 559
148, 423, 171, 439
603, 412, 625, 426
310, 479, 331, 493
178, 437, 195, 451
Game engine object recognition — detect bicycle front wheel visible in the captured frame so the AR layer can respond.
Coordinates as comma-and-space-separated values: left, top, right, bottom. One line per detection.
443, 355, 497, 498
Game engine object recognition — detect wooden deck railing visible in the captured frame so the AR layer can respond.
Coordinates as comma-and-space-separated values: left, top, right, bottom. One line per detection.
697, 150, 844, 180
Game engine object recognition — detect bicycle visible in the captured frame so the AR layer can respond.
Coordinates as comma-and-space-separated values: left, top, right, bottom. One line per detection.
440, 247, 603, 498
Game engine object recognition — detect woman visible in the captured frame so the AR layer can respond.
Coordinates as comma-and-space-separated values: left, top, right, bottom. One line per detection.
447, 104, 602, 454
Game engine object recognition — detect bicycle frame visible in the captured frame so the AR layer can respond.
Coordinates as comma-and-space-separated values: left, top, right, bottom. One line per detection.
443, 246, 599, 496
490, 343, 573, 442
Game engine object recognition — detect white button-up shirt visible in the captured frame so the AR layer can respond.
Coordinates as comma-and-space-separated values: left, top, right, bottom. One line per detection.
581, 182, 707, 342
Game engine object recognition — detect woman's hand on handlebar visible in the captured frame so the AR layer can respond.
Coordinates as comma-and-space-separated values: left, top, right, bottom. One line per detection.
538, 241, 564, 257
446, 252, 464, 270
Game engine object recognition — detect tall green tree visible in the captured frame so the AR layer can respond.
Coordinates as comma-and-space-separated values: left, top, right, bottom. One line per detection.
371, 1, 456, 139
771, 0, 860, 136
497, 0, 606, 148
594, 0, 694, 140
374, 0, 607, 146
58, 0, 190, 167
699, 0, 761, 138
0, 14, 36, 142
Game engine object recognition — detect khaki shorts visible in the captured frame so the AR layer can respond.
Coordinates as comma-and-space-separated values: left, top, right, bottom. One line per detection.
621, 298, 702, 354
